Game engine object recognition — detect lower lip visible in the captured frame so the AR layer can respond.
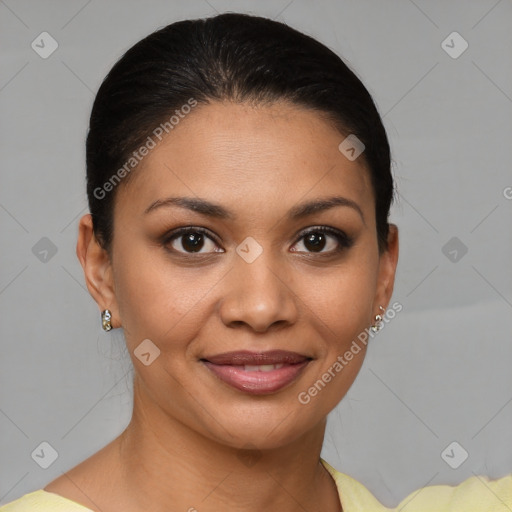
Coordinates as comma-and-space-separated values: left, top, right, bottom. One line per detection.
202, 360, 310, 395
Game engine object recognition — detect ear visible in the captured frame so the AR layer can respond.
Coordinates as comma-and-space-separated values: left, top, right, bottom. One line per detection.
372, 223, 399, 316
76, 213, 121, 329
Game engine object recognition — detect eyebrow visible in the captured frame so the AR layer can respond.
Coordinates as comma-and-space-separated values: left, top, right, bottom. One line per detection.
144, 195, 365, 223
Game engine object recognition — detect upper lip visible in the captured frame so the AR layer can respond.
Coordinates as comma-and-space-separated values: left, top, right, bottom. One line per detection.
202, 350, 311, 365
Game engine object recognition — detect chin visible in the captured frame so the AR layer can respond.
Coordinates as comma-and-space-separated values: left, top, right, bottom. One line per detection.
197, 402, 321, 451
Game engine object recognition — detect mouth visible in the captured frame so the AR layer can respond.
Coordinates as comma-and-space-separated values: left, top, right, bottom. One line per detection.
200, 350, 313, 395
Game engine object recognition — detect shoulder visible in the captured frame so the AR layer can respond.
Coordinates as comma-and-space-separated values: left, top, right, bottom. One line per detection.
395, 473, 512, 512
321, 459, 512, 511
0, 490, 94, 511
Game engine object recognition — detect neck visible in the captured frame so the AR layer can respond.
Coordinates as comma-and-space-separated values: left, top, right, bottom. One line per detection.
113, 378, 342, 512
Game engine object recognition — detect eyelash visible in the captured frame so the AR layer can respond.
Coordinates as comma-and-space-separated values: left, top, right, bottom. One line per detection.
161, 225, 354, 256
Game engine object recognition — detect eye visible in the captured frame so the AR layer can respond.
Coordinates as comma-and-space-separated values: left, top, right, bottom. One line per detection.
162, 225, 353, 256
291, 226, 353, 254
163, 227, 223, 254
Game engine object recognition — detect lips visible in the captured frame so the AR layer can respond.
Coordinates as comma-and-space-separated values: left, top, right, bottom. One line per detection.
201, 350, 312, 395
204, 350, 309, 365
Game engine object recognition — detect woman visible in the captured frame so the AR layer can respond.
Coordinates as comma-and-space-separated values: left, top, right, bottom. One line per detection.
2, 12, 510, 512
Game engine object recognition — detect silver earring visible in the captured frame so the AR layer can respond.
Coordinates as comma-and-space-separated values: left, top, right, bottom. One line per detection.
370, 306, 385, 333
101, 309, 112, 331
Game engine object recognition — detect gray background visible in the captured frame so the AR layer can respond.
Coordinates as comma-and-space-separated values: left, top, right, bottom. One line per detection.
1, 0, 511, 508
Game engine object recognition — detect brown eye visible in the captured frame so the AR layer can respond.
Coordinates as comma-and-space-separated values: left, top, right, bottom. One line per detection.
162, 225, 353, 257
302, 232, 330, 252
164, 227, 223, 254
291, 227, 353, 254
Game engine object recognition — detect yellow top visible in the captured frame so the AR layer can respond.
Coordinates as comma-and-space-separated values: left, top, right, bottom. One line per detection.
1, 459, 511, 511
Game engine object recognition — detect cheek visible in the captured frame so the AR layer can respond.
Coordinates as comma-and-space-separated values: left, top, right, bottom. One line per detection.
112, 243, 218, 350
294, 264, 377, 415
300, 257, 378, 346
111, 245, 180, 343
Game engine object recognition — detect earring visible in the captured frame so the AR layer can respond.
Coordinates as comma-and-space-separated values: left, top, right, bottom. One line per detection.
370, 306, 385, 333
101, 309, 112, 331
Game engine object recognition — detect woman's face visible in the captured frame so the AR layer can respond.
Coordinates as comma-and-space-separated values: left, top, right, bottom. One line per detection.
88, 100, 398, 449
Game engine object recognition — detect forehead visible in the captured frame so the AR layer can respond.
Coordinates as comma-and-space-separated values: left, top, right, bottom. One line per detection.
116, 101, 374, 221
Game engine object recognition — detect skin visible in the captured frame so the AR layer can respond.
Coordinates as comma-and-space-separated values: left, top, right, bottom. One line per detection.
44, 101, 399, 512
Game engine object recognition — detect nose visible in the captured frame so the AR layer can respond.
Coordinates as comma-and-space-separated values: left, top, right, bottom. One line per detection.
218, 249, 299, 333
